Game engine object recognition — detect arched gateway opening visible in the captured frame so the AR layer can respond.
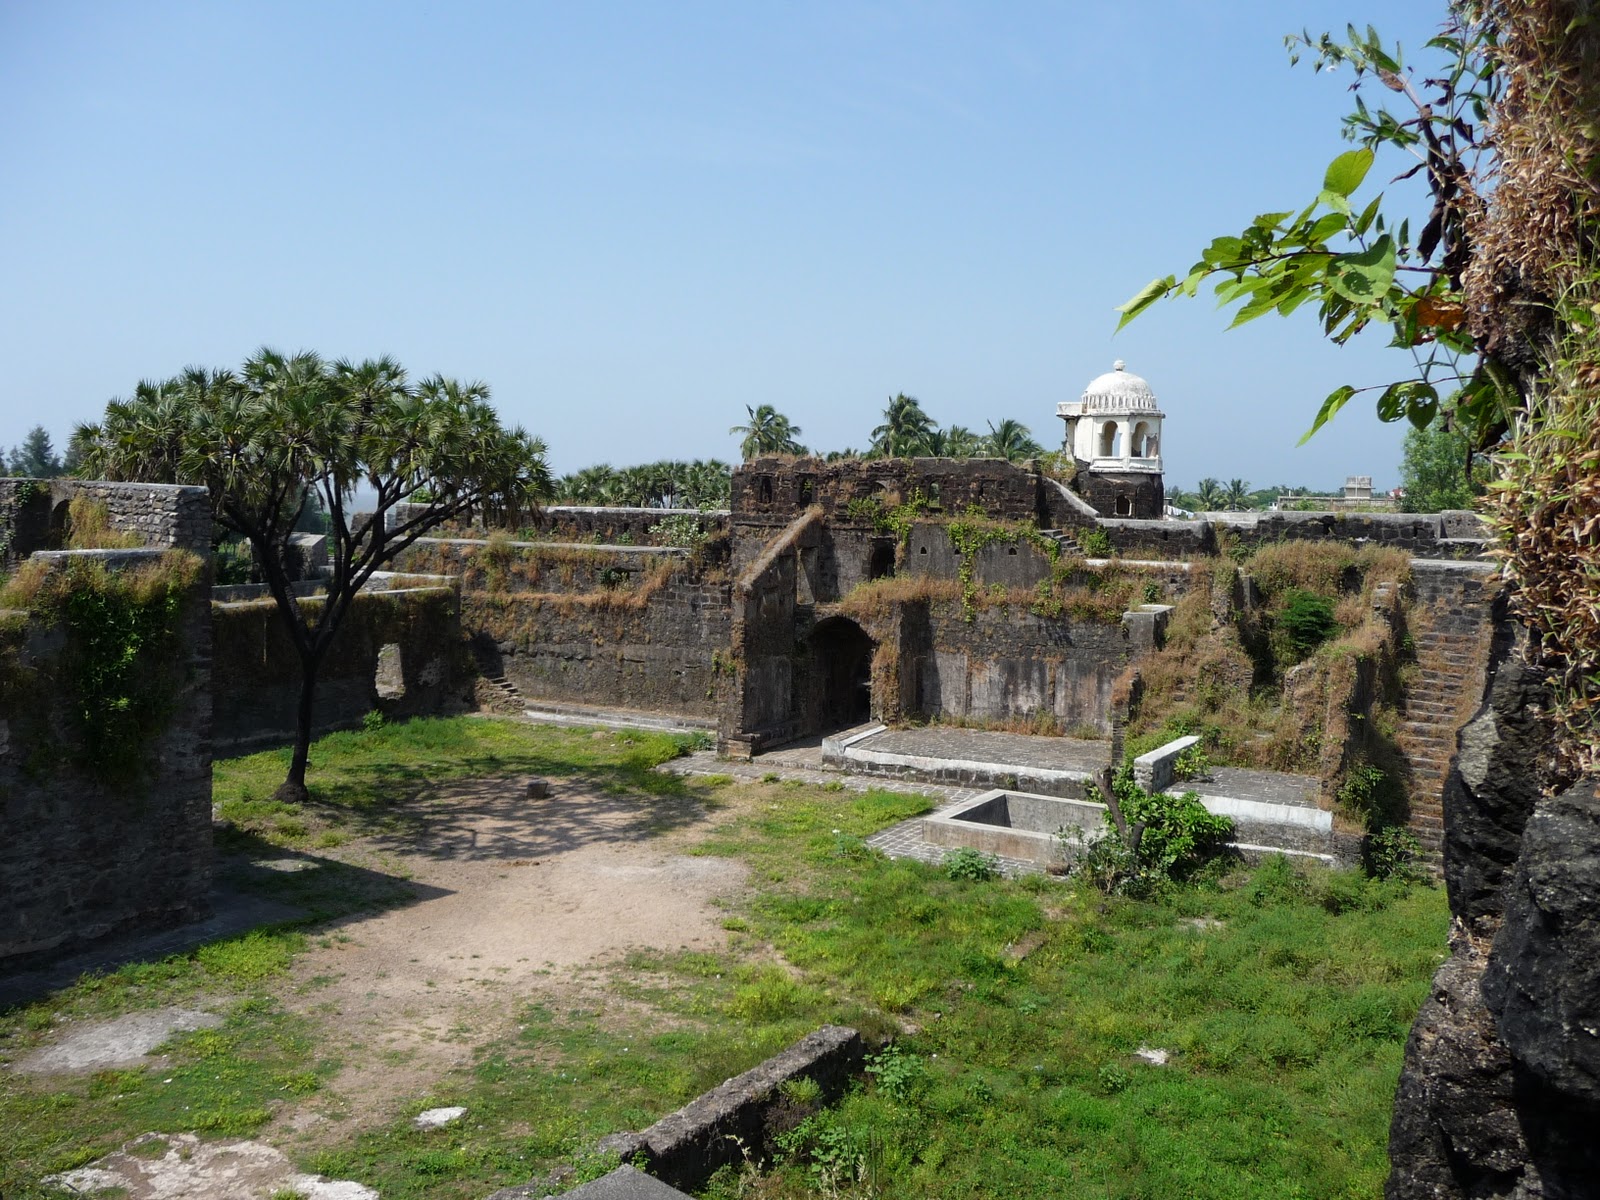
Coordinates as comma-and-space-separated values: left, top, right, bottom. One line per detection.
809, 616, 874, 731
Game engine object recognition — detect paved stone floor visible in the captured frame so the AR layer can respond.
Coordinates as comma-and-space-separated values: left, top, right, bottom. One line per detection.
1194, 765, 1319, 807
844, 726, 1111, 774
661, 748, 1042, 875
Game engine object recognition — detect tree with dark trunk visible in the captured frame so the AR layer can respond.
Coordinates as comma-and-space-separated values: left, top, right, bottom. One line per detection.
72, 349, 550, 802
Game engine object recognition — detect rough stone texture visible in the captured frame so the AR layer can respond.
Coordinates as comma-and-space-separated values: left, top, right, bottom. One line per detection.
1483, 778, 1600, 1109
211, 582, 471, 749
1443, 647, 1548, 932
598, 1025, 865, 1192
0, 486, 214, 966
1072, 462, 1164, 519
0, 477, 212, 565
1387, 949, 1536, 1199
1387, 630, 1600, 1198
1210, 508, 1491, 559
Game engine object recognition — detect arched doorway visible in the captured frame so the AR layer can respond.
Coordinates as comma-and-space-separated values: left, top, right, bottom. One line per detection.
809, 616, 874, 731
867, 541, 896, 581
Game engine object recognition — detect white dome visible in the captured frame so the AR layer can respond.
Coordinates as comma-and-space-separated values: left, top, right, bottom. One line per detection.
1080, 360, 1159, 411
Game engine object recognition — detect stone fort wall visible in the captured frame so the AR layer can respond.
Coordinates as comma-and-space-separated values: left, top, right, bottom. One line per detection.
0, 480, 214, 966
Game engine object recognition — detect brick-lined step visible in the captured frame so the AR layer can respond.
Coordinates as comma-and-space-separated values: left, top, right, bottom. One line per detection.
1398, 625, 1491, 856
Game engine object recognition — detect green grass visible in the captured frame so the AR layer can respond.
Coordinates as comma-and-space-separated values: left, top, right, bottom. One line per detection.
0, 716, 1448, 1200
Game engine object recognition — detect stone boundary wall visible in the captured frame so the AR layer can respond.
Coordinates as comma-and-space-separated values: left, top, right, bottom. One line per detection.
1093, 509, 1491, 560
398, 537, 687, 595
0, 477, 211, 566
466, 575, 732, 719
384, 502, 730, 546
730, 457, 1083, 531
211, 583, 470, 749
0, 546, 213, 965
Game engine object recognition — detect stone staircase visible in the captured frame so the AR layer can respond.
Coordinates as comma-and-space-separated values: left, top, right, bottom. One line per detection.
1398, 625, 1491, 856
469, 640, 527, 711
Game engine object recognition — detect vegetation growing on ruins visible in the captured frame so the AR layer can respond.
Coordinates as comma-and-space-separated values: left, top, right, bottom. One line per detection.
71, 349, 552, 802
0, 550, 201, 784
1123, 5, 1600, 771
0, 717, 1447, 1200
1123, 541, 1412, 825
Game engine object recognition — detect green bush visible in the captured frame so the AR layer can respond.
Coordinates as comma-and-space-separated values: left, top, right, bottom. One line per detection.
1277, 589, 1338, 659
1074, 768, 1234, 896
943, 847, 1000, 882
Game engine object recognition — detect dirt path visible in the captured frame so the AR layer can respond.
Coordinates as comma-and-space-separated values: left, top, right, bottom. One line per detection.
272, 775, 747, 1136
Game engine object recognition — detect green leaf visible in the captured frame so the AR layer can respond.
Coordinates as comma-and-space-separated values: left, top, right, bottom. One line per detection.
1299, 384, 1357, 444
1115, 276, 1176, 330
1328, 235, 1396, 303
1323, 148, 1374, 198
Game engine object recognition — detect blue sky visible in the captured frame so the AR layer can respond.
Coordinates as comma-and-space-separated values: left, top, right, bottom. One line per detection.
1, 1, 1453, 491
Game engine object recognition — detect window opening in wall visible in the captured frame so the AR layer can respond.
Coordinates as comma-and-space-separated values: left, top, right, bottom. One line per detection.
375, 643, 406, 700
758, 477, 773, 504
1007, 546, 1017, 555
1132, 421, 1150, 457
1115, 494, 1132, 517
48, 499, 71, 549
797, 476, 814, 503
868, 541, 895, 581
1100, 422, 1117, 457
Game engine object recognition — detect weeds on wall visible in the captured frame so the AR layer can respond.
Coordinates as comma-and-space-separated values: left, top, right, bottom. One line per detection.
1122, 542, 1411, 794
63, 497, 145, 551
0, 551, 201, 784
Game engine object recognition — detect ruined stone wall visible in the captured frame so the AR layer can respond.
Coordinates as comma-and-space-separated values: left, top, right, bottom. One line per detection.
398, 537, 690, 595
907, 604, 1133, 734
1213, 510, 1490, 558
0, 477, 211, 566
468, 574, 731, 718
730, 457, 1080, 532
0, 483, 214, 965
211, 583, 470, 749
1071, 463, 1165, 520
384, 502, 729, 547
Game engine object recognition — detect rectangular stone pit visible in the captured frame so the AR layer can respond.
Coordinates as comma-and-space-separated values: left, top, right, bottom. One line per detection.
923, 789, 1109, 868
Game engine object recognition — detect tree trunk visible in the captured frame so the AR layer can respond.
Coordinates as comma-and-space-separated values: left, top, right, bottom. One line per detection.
274, 650, 322, 804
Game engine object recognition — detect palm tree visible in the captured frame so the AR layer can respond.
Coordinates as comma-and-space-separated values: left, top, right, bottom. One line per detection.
943, 425, 984, 457
984, 419, 1044, 462
1195, 478, 1225, 510
1223, 478, 1252, 511
870, 394, 936, 458
729, 405, 804, 460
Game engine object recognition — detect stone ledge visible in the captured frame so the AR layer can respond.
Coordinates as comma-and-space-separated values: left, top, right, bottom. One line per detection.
592, 1024, 865, 1193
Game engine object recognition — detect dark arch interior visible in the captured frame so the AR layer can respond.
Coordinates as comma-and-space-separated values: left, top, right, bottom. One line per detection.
810, 617, 873, 730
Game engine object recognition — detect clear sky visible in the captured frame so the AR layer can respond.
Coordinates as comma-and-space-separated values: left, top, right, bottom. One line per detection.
1, 1, 1454, 492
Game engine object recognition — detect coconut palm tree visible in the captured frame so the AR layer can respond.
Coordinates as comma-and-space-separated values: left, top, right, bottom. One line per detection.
1224, 478, 1253, 511
984, 419, 1044, 462
942, 425, 984, 457
870, 394, 936, 458
1195, 478, 1225, 510
729, 405, 804, 460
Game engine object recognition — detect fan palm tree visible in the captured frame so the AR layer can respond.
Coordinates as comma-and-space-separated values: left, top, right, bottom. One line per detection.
984, 419, 1044, 462
870, 394, 936, 458
729, 405, 804, 460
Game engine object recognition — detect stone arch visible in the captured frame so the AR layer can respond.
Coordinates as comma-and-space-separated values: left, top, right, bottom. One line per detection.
1099, 421, 1118, 457
1131, 421, 1151, 457
1115, 494, 1132, 517
808, 616, 874, 731
48, 498, 72, 549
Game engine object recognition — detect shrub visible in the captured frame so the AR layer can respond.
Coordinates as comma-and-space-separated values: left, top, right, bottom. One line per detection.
1079, 527, 1113, 557
943, 847, 1000, 882
1277, 588, 1338, 659
1073, 768, 1233, 896
1365, 826, 1427, 884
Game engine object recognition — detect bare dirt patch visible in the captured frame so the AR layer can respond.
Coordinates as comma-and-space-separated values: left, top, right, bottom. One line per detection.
272, 776, 747, 1135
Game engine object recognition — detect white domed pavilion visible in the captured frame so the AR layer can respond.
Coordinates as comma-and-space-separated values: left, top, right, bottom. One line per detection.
1055, 361, 1167, 518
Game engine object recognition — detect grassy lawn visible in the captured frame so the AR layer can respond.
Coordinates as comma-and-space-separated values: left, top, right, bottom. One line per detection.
0, 716, 1447, 1200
